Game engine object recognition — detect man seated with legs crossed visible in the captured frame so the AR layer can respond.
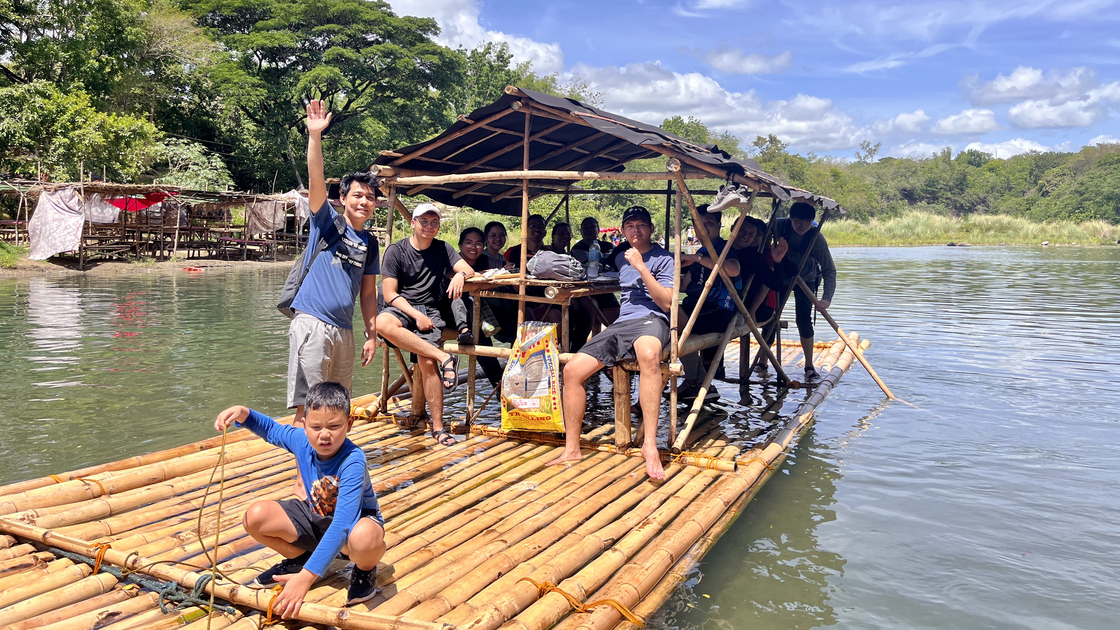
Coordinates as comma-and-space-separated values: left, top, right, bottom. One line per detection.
377, 203, 476, 446
214, 382, 385, 618
547, 206, 676, 479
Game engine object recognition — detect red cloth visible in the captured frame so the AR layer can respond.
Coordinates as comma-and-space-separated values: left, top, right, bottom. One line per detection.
108, 192, 174, 212
764, 251, 778, 308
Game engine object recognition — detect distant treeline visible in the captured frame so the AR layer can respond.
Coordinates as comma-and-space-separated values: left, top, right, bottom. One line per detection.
2, 0, 1117, 227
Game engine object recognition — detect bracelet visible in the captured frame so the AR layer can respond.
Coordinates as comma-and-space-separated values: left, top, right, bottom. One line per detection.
387, 295, 403, 307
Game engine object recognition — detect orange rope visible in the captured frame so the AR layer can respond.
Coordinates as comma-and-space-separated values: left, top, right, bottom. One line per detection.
49, 474, 65, 484
737, 457, 774, 471
518, 577, 644, 626
261, 585, 284, 627
92, 542, 111, 574
77, 477, 109, 496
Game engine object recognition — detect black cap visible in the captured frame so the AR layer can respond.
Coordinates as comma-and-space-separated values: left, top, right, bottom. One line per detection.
621, 205, 652, 226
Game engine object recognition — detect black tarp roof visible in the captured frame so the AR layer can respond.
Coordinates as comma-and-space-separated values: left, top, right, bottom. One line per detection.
372, 87, 843, 217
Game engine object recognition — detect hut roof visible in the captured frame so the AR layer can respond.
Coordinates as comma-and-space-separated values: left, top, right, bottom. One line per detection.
0, 179, 288, 206
371, 86, 844, 216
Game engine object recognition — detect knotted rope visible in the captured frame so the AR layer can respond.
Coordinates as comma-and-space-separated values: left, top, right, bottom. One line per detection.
518, 577, 644, 626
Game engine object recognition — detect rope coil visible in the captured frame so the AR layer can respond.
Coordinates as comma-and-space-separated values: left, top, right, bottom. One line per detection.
518, 577, 644, 626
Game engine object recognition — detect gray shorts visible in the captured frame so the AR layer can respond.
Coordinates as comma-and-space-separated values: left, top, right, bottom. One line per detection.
287, 313, 355, 409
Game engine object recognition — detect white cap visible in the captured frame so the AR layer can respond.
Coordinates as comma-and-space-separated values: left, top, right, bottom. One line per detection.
412, 202, 442, 219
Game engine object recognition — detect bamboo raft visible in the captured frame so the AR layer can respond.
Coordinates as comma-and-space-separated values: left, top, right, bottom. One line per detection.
0, 333, 869, 630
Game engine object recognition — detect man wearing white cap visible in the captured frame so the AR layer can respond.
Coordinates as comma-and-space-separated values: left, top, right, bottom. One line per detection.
377, 202, 477, 446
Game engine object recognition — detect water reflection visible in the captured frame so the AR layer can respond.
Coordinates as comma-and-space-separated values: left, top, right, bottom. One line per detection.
26, 278, 82, 367
653, 430, 844, 630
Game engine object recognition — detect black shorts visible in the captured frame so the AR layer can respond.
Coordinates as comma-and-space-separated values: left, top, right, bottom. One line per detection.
578, 313, 670, 367
278, 498, 384, 553
381, 304, 445, 348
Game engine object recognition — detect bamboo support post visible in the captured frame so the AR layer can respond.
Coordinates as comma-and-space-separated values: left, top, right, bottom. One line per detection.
380, 185, 399, 413
612, 366, 632, 448
669, 186, 682, 445
794, 277, 895, 399
517, 107, 531, 326
670, 315, 742, 454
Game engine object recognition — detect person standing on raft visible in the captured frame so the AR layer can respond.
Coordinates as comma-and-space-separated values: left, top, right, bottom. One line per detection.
775, 202, 835, 380
547, 206, 676, 479
285, 100, 380, 499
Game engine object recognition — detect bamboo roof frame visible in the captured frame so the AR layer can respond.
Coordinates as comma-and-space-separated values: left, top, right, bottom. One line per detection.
370, 85, 851, 451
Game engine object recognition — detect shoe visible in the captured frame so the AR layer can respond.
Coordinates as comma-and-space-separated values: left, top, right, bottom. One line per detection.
754, 363, 769, 376
713, 363, 726, 381
677, 382, 720, 403
346, 565, 379, 605
730, 185, 754, 209
253, 551, 312, 587
709, 185, 738, 213
804, 366, 820, 381
457, 329, 475, 345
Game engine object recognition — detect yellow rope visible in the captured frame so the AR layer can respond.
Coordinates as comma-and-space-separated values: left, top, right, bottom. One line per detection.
261, 585, 284, 628
518, 577, 644, 626
204, 422, 228, 630
77, 476, 109, 496
737, 457, 774, 471
49, 474, 65, 484
92, 542, 111, 575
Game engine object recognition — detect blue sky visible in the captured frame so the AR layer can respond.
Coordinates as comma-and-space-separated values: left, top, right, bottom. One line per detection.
389, 0, 1120, 159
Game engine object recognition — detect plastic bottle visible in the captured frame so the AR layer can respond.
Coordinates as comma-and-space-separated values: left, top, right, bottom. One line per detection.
587, 240, 601, 279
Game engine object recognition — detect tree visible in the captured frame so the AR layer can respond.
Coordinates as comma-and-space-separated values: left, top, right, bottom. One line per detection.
449, 42, 530, 117
0, 81, 159, 180
152, 138, 234, 190
854, 140, 881, 164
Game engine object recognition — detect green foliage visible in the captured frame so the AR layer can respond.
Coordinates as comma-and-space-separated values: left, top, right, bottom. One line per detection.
0, 81, 159, 180
152, 138, 235, 190
0, 242, 27, 269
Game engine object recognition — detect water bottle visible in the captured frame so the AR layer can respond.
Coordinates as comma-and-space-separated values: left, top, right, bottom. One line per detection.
587, 240, 601, 279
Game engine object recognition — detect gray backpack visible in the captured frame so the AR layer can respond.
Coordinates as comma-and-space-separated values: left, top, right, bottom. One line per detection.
527, 250, 586, 281
277, 212, 350, 318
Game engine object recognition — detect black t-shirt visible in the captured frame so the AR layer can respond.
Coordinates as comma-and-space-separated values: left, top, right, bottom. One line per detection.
382, 238, 462, 308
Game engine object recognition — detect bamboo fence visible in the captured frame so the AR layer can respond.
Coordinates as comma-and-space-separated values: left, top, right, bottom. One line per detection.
0, 334, 869, 630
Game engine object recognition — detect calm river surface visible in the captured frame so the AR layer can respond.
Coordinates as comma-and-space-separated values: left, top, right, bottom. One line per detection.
1, 246, 1118, 629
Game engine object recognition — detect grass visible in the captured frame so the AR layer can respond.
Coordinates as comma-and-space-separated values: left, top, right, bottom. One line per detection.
822, 211, 1120, 246
0, 242, 27, 269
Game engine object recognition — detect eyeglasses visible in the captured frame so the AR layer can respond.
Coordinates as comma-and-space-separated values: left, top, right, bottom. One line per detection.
415, 219, 440, 228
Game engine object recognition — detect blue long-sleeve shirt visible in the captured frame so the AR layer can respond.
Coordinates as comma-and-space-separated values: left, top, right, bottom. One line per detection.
239, 409, 380, 577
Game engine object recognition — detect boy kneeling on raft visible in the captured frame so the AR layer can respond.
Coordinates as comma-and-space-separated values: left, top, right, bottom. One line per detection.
213, 382, 385, 619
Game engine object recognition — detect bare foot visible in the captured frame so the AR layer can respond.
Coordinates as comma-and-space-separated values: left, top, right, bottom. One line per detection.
641, 444, 665, 480
546, 449, 583, 466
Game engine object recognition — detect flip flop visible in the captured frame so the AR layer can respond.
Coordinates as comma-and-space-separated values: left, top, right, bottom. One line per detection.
431, 429, 456, 446
440, 354, 460, 393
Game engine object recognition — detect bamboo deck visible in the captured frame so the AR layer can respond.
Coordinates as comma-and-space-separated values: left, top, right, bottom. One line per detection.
0, 333, 869, 630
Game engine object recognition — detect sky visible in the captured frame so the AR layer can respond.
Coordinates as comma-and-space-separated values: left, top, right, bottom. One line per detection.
388, 0, 1120, 160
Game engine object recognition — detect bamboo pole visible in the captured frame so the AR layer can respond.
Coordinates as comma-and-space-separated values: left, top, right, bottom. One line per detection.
0, 573, 121, 627
0, 550, 54, 577
669, 186, 682, 445
390, 170, 711, 187
612, 366, 632, 448
415, 465, 694, 623
2, 588, 134, 630
671, 315, 742, 454
0, 557, 77, 594
31, 592, 159, 630
517, 107, 531, 326
464, 469, 723, 630
794, 278, 894, 399
0, 519, 451, 630
380, 185, 399, 413
389, 106, 517, 167
372, 456, 645, 615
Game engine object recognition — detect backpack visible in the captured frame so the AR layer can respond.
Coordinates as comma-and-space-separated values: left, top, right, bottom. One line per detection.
277, 211, 351, 318
526, 250, 585, 281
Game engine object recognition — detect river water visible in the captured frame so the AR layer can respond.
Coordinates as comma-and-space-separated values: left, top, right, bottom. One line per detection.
1, 247, 1118, 629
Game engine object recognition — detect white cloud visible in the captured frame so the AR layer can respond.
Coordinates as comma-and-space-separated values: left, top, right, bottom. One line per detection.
694, 0, 751, 7
887, 141, 948, 158
845, 53, 909, 73
687, 47, 793, 74
1090, 134, 1120, 144
964, 66, 1097, 105
570, 61, 867, 151
964, 138, 1049, 158
389, 0, 563, 72
931, 109, 1000, 134
873, 109, 931, 135
1008, 81, 1120, 128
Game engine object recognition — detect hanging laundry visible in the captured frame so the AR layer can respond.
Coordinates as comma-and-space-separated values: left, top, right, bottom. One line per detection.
28, 187, 84, 260
84, 194, 120, 224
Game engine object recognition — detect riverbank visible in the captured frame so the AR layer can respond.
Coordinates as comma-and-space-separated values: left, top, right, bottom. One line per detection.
0, 247, 294, 278
822, 211, 1120, 246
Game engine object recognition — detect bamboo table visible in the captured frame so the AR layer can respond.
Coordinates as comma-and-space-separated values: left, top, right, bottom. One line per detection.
458, 273, 621, 424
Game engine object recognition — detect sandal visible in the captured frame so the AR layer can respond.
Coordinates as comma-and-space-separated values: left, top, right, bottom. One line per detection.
440, 354, 460, 393
431, 429, 456, 447
457, 328, 475, 345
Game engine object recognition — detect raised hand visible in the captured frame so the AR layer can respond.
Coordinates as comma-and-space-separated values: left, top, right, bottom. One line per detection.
771, 237, 789, 263
214, 406, 248, 432
306, 100, 332, 136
